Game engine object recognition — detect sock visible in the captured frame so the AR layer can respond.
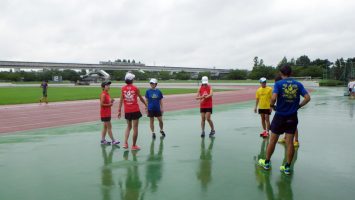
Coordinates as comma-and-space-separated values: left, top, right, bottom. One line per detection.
285, 163, 291, 168
265, 160, 270, 164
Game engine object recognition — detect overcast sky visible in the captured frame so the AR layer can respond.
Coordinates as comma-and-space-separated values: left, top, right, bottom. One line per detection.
0, 0, 354, 69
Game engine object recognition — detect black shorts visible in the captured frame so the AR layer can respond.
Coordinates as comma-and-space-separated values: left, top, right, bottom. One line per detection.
270, 113, 298, 135
258, 109, 271, 115
101, 117, 111, 122
42, 91, 47, 97
125, 111, 142, 121
148, 110, 162, 117
200, 108, 213, 113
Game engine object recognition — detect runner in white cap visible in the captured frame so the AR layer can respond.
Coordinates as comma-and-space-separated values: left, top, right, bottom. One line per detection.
145, 78, 166, 139
254, 77, 273, 137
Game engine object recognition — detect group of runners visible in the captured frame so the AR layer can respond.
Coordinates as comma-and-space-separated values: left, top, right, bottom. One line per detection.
99, 64, 310, 175
100, 72, 215, 151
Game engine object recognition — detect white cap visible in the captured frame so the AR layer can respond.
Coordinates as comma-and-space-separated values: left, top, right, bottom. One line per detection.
125, 72, 135, 81
201, 76, 208, 84
259, 77, 267, 83
150, 78, 158, 84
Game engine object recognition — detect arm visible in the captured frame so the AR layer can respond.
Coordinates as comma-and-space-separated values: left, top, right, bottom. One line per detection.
204, 88, 213, 99
160, 99, 164, 113
195, 88, 202, 100
299, 93, 311, 108
117, 92, 124, 118
137, 89, 147, 107
254, 98, 259, 113
270, 93, 277, 111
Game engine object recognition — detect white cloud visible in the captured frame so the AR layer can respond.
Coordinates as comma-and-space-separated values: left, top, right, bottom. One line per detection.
0, 0, 354, 69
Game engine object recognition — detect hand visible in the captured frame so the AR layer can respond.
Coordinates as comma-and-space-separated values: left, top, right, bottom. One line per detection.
254, 108, 257, 113
111, 98, 115, 103
269, 108, 272, 113
161, 109, 164, 114
118, 112, 121, 119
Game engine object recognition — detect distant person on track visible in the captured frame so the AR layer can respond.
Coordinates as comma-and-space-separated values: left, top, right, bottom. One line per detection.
196, 76, 215, 137
118, 72, 147, 150
254, 77, 273, 138
100, 81, 120, 145
258, 65, 311, 175
145, 78, 166, 139
348, 79, 355, 97
39, 80, 48, 104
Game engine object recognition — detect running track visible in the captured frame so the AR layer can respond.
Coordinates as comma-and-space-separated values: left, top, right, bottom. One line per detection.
0, 86, 258, 134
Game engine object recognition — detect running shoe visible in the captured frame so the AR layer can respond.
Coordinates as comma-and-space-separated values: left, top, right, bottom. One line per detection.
209, 130, 215, 137
280, 165, 291, 175
278, 138, 286, 143
101, 140, 111, 145
259, 130, 267, 137
152, 133, 156, 139
112, 140, 120, 145
122, 143, 129, 149
258, 159, 271, 170
201, 131, 205, 138
131, 145, 141, 151
160, 130, 166, 137
294, 141, 299, 147
261, 131, 269, 138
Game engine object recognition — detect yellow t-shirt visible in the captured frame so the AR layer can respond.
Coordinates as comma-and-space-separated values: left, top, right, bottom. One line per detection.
256, 86, 272, 109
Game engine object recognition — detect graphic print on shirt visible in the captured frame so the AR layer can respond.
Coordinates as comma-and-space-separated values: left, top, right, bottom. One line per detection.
124, 90, 136, 104
282, 83, 298, 102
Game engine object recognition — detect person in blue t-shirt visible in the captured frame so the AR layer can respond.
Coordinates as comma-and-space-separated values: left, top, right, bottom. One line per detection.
258, 65, 311, 175
145, 78, 165, 139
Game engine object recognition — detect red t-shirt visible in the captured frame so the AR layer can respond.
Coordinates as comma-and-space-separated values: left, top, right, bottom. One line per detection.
121, 84, 140, 113
100, 91, 111, 118
199, 85, 212, 108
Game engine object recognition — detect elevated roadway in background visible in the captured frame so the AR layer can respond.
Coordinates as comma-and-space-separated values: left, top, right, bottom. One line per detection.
0, 60, 230, 76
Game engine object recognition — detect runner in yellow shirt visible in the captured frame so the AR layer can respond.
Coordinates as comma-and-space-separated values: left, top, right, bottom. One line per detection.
254, 77, 273, 137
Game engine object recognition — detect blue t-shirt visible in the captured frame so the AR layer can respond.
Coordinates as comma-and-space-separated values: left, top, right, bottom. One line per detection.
145, 89, 163, 111
273, 78, 308, 116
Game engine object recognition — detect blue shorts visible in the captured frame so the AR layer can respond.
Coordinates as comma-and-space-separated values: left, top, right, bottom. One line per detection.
270, 113, 298, 135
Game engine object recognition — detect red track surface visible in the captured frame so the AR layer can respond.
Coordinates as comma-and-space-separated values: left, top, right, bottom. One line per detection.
0, 86, 258, 134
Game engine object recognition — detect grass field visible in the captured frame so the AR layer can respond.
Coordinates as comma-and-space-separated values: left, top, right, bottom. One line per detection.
7, 79, 259, 84
0, 87, 227, 105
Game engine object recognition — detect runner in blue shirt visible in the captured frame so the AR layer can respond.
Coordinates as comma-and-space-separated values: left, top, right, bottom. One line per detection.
259, 65, 311, 175
145, 78, 165, 139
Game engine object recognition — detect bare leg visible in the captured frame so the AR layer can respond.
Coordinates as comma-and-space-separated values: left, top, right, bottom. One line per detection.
149, 117, 155, 133
132, 119, 139, 146
205, 112, 214, 131
266, 133, 280, 160
260, 114, 266, 130
101, 122, 108, 140
265, 114, 270, 132
201, 113, 206, 132
107, 122, 114, 141
294, 129, 299, 142
157, 116, 164, 131
124, 120, 132, 145
285, 133, 295, 164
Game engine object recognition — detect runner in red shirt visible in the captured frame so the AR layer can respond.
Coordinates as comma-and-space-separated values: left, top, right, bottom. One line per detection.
196, 76, 215, 137
118, 72, 147, 150
100, 81, 120, 145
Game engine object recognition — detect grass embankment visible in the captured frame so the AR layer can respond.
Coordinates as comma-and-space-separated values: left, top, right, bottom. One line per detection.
0, 87, 227, 105
318, 79, 344, 86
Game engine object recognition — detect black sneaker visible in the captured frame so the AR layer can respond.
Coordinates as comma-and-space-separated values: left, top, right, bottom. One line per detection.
209, 130, 215, 137
152, 133, 156, 139
160, 130, 166, 137
201, 131, 205, 138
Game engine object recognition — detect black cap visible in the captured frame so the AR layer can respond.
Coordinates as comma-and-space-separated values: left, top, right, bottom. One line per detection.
101, 81, 112, 88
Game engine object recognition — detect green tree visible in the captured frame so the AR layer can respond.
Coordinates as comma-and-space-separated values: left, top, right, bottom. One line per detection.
296, 55, 311, 66
227, 69, 248, 80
